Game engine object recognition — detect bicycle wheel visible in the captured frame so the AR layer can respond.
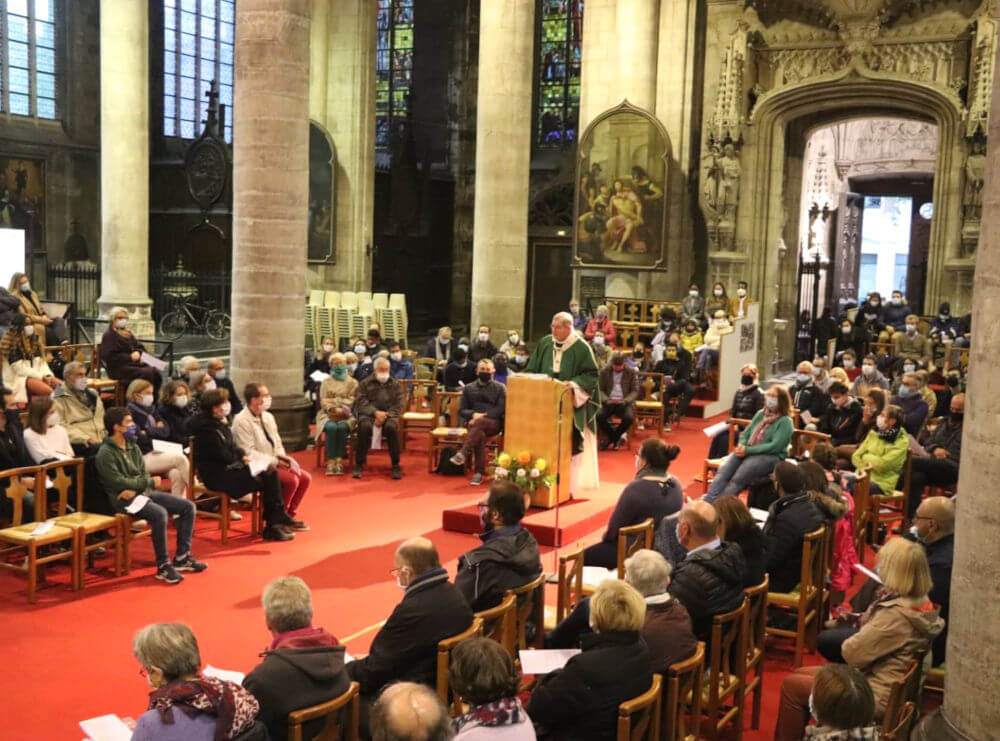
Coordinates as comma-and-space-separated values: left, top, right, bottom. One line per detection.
159, 310, 189, 340
205, 310, 231, 341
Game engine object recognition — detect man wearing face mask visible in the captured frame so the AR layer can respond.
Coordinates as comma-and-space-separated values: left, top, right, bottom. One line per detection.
498, 329, 522, 358
352, 339, 375, 382
761, 462, 824, 593
681, 283, 706, 328
889, 371, 929, 436
838, 349, 861, 381
454, 480, 542, 612
584, 304, 617, 347
728, 281, 753, 320
849, 354, 890, 399
450, 359, 506, 485
879, 290, 912, 334
890, 314, 931, 371
653, 341, 695, 426
817, 382, 864, 447
907, 496, 954, 665
510, 343, 530, 373
386, 341, 414, 380
365, 327, 386, 357
233, 383, 311, 527
51, 360, 105, 456
468, 325, 497, 363
443, 346, 477, 391
353, 357, 405, 479
101, 306, 162, 395
568, 299, 589, 332
423, 326, 456, 367
834, 319, 864, 364
790, 361, 829, 428
207, 357, 243, 415
596, 351, 639, 450
906, 394, 962, 523
95, 407, 205, 584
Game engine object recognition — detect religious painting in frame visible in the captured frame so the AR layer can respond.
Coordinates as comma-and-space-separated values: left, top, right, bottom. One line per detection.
0, 155, 44, 238
308, 122, 336, 264
573, 101, 670, 270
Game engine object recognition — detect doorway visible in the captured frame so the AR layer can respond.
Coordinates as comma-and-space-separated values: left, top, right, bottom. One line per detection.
526, 239, 573, 341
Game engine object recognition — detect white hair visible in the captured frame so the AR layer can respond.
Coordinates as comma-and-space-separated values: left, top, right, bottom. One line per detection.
624, 549, 672, 597
552, 312, 573, 327
109, 306, 128, 319
374, 356, 391, 370
179, 355, 200, 373
133, 623, 201, 681
262, 576, 313, 633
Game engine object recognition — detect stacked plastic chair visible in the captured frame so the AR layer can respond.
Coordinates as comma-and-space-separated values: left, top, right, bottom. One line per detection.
383, 293, 408, 347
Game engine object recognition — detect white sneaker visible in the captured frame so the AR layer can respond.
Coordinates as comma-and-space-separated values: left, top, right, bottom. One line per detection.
229, 511, 243, 521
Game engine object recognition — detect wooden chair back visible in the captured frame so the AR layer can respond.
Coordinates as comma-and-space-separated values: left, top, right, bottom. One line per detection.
726, 418, 752, 453
663, 642, 704, 741
401, 379, 436, 414
637, 372, 666, 402
743, 575, 769, 731
475, 592, 517, 658
882, 658, 922, 733
436, 617, 483, 712
853, 468, 872, 557
436, 390, 463, 427
800, 526, 825, 600
0, 466, 42, 525
882, 701, 916, 741
868, 340, 894, 358
705, 598, 748, 735
43, 343, 99, 377
41, 458, 86, 517
286, 681, 360, 741
616, 518, 654, 579
617, 673, 662, 741
791, 428, 831, 459
555, 546, 585, 623
414, 357, 437, 381
507, 572, 546, 650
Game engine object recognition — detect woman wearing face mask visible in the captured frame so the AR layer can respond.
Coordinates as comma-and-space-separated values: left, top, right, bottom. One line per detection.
835, 388, 886, 463
23, 395, 75, 465
705, 385, 794, 502
157, 380, 196, 444
126, 379, 190, 499
681, 283, 706, 328
851, 404, 909, 494
308, 335, 336, 377
424, 326, 457, 368
704, 282, 729, 320
316, 352, 358, 476
188, 388, 301, 541
707, 364, 764, 459
8, 271, 67, 345
101, 306, 162, 396
187, 370, 218, 417
695, 310, 733, 379
679, 320, 703, 356
584, 304, 617, 347
1, 313, 60, 403
343, 351, 360, 378
834, 318, 864, 363
497, 329, 522, 358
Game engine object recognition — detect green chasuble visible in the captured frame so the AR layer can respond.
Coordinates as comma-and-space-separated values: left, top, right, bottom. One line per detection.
524, 334, 602, 434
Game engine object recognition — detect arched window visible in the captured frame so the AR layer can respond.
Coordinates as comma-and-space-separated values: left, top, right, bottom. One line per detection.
375, 0, 414, 150
0, 0, 58, 119
163, 0, 234, 141
536, 0, 583, 149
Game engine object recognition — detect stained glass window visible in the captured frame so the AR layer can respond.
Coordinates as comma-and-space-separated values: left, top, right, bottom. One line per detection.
375, 0, 414, 150
163, 0, 234, 142
0, 0, 59, 119
536, 0, 583, 148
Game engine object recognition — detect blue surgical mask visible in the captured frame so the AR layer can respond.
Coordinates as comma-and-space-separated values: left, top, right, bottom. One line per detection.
124, 424, 138, 440
347, 363, 358, 373
765, 397, 778, 410
796, 373, 811, 384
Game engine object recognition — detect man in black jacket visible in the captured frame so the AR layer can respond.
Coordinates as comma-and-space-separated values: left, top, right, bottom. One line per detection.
243, 576, 350, 741
449, 359, 506, 485
906, 394, 963, 521
207, 357, 243, 415
818, 382, 863, 446
443, 347, 477, 390
354, 357, 405, 479
596, 352, 639, 450
653, 342, 695, 425
790, 361, 829, 428
668, 501, 747, 643
347, 537, 473, 699
455, 480, 542, 612
762, 462, 824, 593
911, 496, 954, 665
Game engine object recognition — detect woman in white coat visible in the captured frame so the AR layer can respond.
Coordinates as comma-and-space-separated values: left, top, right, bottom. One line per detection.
0, 314, 61, 404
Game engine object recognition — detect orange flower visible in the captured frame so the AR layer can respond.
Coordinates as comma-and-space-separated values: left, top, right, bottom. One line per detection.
517, 450, 533, 465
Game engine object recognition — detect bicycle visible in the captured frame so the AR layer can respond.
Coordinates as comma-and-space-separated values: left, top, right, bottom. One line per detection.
158, 296, 231, 341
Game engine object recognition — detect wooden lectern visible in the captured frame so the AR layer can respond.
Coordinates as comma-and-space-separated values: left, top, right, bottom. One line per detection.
504, 375, 574, 509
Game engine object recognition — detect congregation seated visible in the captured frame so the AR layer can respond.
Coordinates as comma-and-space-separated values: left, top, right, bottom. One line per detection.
817, 381, 863, 447
449, 637, 536, 740
796, 664, 879, 741
130, 622, 265, 741
469, 325, 497, 363
1, 314, 60, 403
126, 379, 190, 499
371, 681, 453, 741
681, 283, 706, 328
455, 480, 541, 612
353, 357, 405, 480
101, 306, 162, 396
449, 358, 506, 485
891, 314, 931, 369
679, 318, 703, 356
174, 355, 200, 383
157, 380, 195, 444
316, 352, 358, 476
51, 360, 105, 457
96, 407, 206, 583
206, 357, 243, 415
652, 341, 695, 425
907, 395, 962, 524
583, 304, 616, 347
595, 351, 638, 450
851, 404, 909, 495
835, 388, 885, 463
388, 341, 414, 380
425, 325, 458, 368
762, 462, 825, 594
234, 383, 311, 525
707, 363, 764, 459
347, 537, 474, 700
890, 371, 929, 437
242, 576, 349, 741
625, 549, 698, 673
584, 438, 682, 568
189, 388, 302, 541
527, 580, 652, 741
0, 386, 35, 521
714, 496, 767, 587
9, 271, 68, 345
910, 496, 954, 665
497, 329, 521, 359
849, 355, 890, 399
705, 384, 793, 502
444, 347, 477, 391
789, 360, 829, 428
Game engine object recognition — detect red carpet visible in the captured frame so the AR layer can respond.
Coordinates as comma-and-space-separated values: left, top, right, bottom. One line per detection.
2, 417, 830, 740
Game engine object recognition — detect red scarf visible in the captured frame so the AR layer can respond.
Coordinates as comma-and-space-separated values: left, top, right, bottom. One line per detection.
747, 410, 780, 447
148, 676, 259, 741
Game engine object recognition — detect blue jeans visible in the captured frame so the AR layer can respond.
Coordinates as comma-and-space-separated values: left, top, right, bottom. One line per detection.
697, 349, 719, 371
705, 453, 781, 502
130, 491, 195, 566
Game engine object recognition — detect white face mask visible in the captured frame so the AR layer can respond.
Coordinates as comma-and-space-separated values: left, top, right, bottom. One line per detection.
20, 281, 30, 292
812, 367, 822, 376
765, 396, 778, 410
141, 393, 154, 407
862, 364, 875, 376
688, 290, 698, 297
23, 325, 34, 337
737, 288, 747, 297
478, 333, 489, 343
174, 395, 189, 408
569, 306, 579, 315
322, 343, 334, 353
906, 324, 917, 334
47, 411, 60, 427
892, 297, 902, 305
909, 524, 923, 541
346, 363, 358, 373
593, 336, 605, 346
509, 334, 519, 345
203, 379, 217, 392
876, 415, 889, 430
843, 359, 855, 368
261, 396, 272, 411
390, 352, 402, 362
71, 376, 88, 392
213, 368, 227, 379
375, 372, 390, 383
216, 402, 232, 419
114, 318, 128, 330
354, 344, 366, 354
714, 289, 723, 297
458, 344, 469, 352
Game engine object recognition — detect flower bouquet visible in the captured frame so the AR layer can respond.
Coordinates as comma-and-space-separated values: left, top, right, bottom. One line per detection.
491, 450, 556, 495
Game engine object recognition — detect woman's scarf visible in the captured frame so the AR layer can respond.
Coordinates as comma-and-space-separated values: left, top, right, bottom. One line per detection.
746, 410, 780, 447
876, 422, 901, 443
147, 676, 259, 741
452, 697, 526, 734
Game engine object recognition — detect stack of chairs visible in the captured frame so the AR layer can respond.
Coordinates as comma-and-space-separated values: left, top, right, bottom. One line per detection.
351, 292, 375, 338
306, 290, 410, 350
378, 293, 408, 346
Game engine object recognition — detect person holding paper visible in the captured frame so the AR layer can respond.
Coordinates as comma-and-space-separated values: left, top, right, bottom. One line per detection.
652, 341, 695, 427
126, 379, 190, 499
315, 352, 358, 476
189, 388, 303, 541
444, 346, 477, 391
233, 383, 311, 525
789, 360, 829, 429
100, 306, 162, 396
353, 356, 405, 479
157, 380, 196, 444
0, 313, 61, 403
95, 408, 206, 584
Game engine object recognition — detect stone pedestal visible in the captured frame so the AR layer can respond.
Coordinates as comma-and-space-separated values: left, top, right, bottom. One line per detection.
98, 0, 153, 338
231, 0, 311, 450
470, 0, 535, 334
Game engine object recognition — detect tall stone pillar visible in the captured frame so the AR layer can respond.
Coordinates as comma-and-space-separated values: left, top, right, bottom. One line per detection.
98, 0, 153, 336
915, 38, 1000, 741
616, 0, 659, 110
470, 0, 535, 335
231, 0, 312, 450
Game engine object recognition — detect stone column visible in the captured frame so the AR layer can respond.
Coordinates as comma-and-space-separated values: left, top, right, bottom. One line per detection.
309, 0, 330, 123
470, 0, 535, 335
231, 0, 312, 450
98, 0, 153, 337
616, 0, 659, 110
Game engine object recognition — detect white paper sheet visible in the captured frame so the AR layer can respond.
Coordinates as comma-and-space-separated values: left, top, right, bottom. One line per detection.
853, 563, 883, 584
152, 439, 185, 456
582, 566, 616, 587
800, 410, 815, 426
518, 649, 581, 675
371, 424, 383, 450
79, 714, 133, 741
203, 664, 246, 684
310, 369, 330, 383
749, 507, 769, 524
124, 494, 150, 515
248, 451, 271, 476
139, 352, 167, 372
703, 420, 730, 438
30, 519, 55, 536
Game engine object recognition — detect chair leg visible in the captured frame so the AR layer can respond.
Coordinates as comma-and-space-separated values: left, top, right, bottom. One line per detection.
73, 530, 83, 591
27, 542, 38, 604
752, 669, 764, 730
220, 496, 229, 544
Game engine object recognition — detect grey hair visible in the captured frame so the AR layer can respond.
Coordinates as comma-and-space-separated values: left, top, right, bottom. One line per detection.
108, 306, 128, 319
189, 369, 209, 390
133, 623, 201, 681
262, 576, 313, 633
624, 548, 672, 597
63, 360, 87, 377
551, 312, 573, 327
374, 356, 391, 370
179, 355, 200, 372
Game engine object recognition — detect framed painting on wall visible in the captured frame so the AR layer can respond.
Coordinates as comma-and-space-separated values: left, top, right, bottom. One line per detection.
308, 122, 336, 264
0, 156, 45, 282
572, 101, 670, 271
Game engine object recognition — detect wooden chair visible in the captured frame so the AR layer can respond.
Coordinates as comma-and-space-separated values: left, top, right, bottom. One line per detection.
616, 518, 654, 579
0, 467, 80, 602
436, 617, 484, 715
702, 418, 750, 493
286, 680, 360, 741
427, 390, 467, 473
313, 421, 356, 469
766, 525, 826, 667
188, 439, 263, 543
743, 575, 769, 730
866, 452, 912, 543
543, 546, 584, 631
475, 592, 517, 658
853, 468, 873, 561
617, 673, 662, 741
507, 572, 546, 650
399, 379, 437, 451
882, 701, 917, 741
790, 428, 831, 459
633, 372, 667, 437
46, 458, 124, 585
414, 357, 438, 381
662, 642, 704, 741
701, 598, 748, 740
881, 658, 923, 734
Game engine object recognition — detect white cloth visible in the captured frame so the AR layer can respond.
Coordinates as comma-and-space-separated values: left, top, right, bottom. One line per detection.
2, 355, 54, 404
570, 427, 600, 493
231, 408, 286, 466
24, 425, 74, 463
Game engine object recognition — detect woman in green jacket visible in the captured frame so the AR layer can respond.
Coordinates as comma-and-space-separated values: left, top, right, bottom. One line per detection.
705, 385, 795, 502
852, 404, 909, 493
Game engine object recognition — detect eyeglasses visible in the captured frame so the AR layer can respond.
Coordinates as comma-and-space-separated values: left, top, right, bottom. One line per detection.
138, 667, 148, 678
